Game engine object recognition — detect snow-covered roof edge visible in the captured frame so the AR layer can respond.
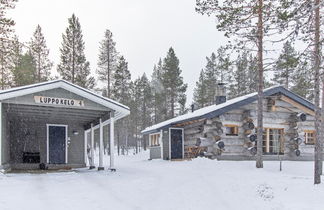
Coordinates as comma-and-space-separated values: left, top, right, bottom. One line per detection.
0, 79, 130, 120
141, 85, 314, 135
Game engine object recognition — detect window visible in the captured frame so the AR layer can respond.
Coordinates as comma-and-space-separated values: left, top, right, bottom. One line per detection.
304, 130, 315, 145
150, 133, 160, 146
260, 128, 284, 155
224, 124, 238, 136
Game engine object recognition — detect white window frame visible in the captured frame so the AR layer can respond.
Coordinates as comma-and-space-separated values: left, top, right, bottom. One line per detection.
149, 132, 161, 147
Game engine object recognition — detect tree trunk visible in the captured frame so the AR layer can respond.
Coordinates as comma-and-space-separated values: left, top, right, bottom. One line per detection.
107, 39, 111, 98
256, 0, 264, 169
171, 92, 175, 118
314, 0, 321, 185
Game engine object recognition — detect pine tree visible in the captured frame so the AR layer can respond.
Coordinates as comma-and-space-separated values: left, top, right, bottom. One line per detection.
273, 41, 299, 89
228, 52, 250, 98
57, 14, 95, 89
12, 52, 37, 87
291, 60, 314, 101
29, 25, 53, 82
204, 53, 217, 105
112, 56, 132, 155
151, 58, 167, 123
215, 46, 232, 83
196, 0, 285, 168
10, 35, 22, 78
193, 69, 208, 108
161, 47, 187, 118
0, 0, 17, 89
97, 29, 118, 98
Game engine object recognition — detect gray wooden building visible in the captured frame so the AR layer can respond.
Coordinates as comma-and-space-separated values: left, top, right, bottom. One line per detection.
142, 86, 317, 161
0, 80, 130, 171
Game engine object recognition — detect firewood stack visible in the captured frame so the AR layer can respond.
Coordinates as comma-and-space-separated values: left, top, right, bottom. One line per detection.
287, 113, 306, 157
242, 110, 257, 156
195, 118, 225, 159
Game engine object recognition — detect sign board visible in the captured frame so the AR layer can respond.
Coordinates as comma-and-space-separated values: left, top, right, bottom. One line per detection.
34, 96, 84, 107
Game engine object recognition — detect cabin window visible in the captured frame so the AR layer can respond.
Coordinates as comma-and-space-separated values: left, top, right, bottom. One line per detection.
261, 128, 284, 154
224, 124, 239, 136
150, 133, 160, 147
304, 130, 315, 145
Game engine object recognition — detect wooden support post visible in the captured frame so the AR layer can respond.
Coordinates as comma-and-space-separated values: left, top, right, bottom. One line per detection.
109, 112, 115, 171
98, 118, 104, 170
89, 123, 95, 169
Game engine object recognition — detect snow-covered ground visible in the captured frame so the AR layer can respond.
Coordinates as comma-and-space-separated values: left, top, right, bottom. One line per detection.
0, 152, 323, 210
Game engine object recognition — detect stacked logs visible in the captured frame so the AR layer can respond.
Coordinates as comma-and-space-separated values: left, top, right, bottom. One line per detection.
242, 110, 257, 156
195, 118, 225, 159
287, 113, 306, 157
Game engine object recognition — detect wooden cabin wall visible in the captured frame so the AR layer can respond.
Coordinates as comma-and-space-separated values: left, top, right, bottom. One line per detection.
182, 97, 315, 160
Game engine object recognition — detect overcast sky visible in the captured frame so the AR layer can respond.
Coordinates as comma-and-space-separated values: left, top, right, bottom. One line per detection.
9, 0, 226, 104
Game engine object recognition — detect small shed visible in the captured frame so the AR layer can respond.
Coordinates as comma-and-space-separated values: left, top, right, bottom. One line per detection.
142, 86, 316, 161
0, 80, 130, 170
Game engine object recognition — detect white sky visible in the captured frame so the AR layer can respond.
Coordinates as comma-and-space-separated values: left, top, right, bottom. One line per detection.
8, 0, 226, 104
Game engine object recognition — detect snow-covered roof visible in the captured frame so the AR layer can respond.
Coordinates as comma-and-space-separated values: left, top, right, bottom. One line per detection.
141, 85, 314, 135
0, 79, 130, 121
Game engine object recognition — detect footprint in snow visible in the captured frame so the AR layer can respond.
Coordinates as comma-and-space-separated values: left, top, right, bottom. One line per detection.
257, 183, 274, 201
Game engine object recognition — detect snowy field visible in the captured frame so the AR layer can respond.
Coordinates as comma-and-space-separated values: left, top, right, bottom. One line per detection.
0, 152, 323, 210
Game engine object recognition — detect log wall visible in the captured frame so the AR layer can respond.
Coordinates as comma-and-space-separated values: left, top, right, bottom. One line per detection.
182, 97, 315, 160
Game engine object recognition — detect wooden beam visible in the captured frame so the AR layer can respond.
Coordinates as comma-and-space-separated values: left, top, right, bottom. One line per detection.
280, 95, 315, 116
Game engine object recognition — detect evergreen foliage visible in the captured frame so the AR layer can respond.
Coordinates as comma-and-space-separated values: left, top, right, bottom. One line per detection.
57, 14, 95, 89
193, 69, 207, 108
0, 0, 17, 89
29, 25, 53, 82
12, 52, 37, 86
273, 41, 299, 89
97, 29, 118, 98
151, 58, 167, 123
161, 47, 187, 119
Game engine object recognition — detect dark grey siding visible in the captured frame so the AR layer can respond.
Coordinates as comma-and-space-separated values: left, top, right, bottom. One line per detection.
8, 118, 85, 165
1, 106, 9, 165
150, 147, 161, 159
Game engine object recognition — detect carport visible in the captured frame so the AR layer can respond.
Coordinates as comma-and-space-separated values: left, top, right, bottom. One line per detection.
0, 80, 130, 171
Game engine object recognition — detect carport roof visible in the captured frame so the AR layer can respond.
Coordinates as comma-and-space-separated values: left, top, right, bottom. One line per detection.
0, 80, 130, 121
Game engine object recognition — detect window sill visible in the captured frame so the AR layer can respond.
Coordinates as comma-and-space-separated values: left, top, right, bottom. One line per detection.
150, 145, 161, 148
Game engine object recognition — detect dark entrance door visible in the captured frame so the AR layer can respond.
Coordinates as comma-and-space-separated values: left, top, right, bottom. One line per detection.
170, 128, 183, 159
48, 125, 66, 164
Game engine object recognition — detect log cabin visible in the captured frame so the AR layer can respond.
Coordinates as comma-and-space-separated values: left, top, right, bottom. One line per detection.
142, 85, 316, 161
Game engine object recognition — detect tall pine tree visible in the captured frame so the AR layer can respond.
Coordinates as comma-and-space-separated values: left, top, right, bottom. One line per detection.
29, 25, 53, 82
273, 41, 299, 89
97, 29, 118, 98
161, 47, 187, 118
193, 69, 208, 108
112, 56, 132, 155
12, 52, 37, 87
57, 14, 95, 89
196, 0, 286, 168
151, 58, 167, 123
0, 0, 17, 89
204, 53, 217, 106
